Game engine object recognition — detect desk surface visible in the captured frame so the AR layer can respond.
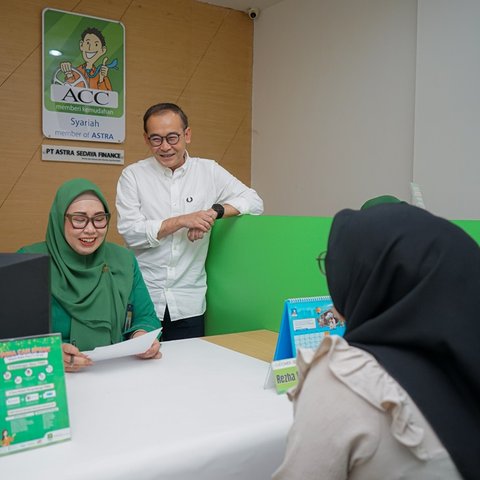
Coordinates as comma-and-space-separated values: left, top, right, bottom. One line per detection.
204, 329, 278, 362
2, 333, 291, 480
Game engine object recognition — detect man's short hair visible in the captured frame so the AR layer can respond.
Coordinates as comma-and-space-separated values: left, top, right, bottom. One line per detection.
143, 103, 189, 132
81, 27, 106, 47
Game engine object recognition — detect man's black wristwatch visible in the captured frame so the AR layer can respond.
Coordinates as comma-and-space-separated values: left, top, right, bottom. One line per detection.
211, 204, 225, 219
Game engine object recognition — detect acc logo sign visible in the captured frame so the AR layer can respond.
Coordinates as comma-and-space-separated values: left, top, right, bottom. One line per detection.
50, 84, 118, 108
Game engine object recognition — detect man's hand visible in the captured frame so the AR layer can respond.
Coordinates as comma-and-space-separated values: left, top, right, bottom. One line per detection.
180, 210, 217, 230
157, 209, 218, 240
185, 208, 220, 242
187, 228, 205, 242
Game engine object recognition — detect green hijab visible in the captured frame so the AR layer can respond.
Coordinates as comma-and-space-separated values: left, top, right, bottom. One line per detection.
22, 178, 133, 350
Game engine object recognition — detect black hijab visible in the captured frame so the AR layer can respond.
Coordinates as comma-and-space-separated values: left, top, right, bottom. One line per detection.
326, 203, 480, 480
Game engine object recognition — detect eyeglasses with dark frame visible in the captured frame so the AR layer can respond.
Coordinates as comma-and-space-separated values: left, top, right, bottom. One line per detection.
316, 251, 327, 275
147, 132, 183, 147
65, 213, 111, 230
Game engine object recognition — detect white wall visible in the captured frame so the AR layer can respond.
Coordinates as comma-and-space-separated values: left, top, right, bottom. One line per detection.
413, 0, 480, 219
251, 0, 418, 216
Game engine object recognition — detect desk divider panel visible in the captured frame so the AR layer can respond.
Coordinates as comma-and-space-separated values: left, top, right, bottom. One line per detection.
452, 219, 480, 242
205, 215, 332, 336
205, 215, 480, 337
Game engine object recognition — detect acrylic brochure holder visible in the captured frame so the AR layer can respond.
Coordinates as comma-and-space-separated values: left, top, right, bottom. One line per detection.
0, 333, 71, 455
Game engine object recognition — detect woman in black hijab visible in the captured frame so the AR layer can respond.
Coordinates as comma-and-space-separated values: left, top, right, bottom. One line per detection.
274, 203, 478, 480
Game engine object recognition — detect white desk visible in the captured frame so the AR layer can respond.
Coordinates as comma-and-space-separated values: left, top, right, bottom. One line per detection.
2, 337, 292, 479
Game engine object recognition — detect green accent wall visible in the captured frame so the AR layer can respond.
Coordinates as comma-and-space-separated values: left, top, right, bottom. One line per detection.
205, 215, 480, 336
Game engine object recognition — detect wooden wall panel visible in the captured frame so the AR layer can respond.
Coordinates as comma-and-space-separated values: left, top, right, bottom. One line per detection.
0, 0, 253, 252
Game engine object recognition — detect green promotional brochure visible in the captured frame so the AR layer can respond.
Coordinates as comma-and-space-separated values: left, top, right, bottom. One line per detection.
0, 334, 70, 455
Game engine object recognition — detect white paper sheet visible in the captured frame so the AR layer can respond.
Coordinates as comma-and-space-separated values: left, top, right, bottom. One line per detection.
83, 328, 162, 361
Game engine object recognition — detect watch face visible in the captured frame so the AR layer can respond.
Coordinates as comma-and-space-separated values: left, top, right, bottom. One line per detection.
212, 204, 224, 219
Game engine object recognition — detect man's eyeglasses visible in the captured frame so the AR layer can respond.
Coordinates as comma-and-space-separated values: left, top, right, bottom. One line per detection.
65, 213, 111, 229
147, 132, 182, 147
316, 251, 327, 275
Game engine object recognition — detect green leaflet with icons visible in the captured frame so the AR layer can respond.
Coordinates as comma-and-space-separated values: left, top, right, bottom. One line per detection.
0, 334, 70, 455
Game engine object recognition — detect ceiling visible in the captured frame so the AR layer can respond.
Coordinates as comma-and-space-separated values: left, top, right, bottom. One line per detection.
197, 0, 283, 14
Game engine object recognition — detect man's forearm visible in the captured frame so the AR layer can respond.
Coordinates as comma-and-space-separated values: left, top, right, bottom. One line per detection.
157, 210, 217, 240
222, 204, 240, 218
156, 216, 185, 240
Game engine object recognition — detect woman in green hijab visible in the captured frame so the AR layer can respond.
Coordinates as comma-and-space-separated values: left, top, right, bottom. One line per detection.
19, 178, 161, 372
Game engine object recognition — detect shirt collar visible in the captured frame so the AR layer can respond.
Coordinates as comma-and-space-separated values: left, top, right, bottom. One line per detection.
153, 151, 191, 177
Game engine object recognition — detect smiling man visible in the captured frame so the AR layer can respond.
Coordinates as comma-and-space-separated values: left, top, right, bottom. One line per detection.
116, 103, 264, 340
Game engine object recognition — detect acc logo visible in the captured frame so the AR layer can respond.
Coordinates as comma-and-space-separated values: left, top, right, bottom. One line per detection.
50, 84, 118, 109
62, 88, 109, 105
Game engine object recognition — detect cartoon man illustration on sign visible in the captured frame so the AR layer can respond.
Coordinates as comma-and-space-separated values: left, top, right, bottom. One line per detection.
60, 27, 117, 90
